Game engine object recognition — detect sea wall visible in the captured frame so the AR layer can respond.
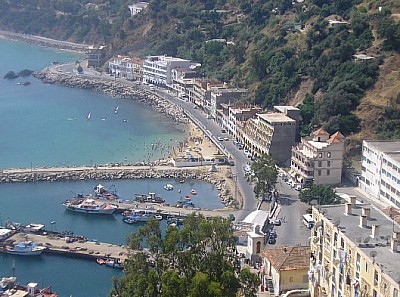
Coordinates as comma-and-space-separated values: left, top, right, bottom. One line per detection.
33, 70, 190, 124
0, 167, 236, 208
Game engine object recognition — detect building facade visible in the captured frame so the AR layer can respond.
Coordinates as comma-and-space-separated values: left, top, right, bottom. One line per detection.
309, 202, 400, 297
188, 79, 224, 109
237, 106, 298, 165
128, 2, 148, 16
142, 55, 192, 86
262, 246, 310, 296
290, 129, 345, 187
86, 45, 106, 68
209, 87, 247, 118
359, 140, 400, 208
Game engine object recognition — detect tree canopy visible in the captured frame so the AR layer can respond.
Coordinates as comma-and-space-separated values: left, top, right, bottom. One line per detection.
249, 154, 278, 201
299, 185, 341, 205
110, 214, 259, 297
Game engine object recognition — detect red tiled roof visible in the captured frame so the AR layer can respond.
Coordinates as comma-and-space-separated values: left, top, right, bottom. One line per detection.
262, 246, 310, 271
327, 131, 345, 144
312, 128, 329, 136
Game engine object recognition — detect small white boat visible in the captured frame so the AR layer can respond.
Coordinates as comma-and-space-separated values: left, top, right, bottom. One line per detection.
86, 113, 91, 120
190, 189, 197, 195
164, 184, 174, 191
114, 106, 119, 114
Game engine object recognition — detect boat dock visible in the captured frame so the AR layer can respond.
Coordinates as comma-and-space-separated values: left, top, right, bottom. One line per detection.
110, 199, 235, 219
2, 232, 130, 261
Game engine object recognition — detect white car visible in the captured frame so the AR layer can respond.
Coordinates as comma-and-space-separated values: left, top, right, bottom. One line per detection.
218, 137, 224, 141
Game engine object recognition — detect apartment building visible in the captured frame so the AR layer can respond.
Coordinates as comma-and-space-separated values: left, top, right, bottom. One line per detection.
309, 202, 400, 297
218, 104, 262, 138
170, 68, 201, 100
237, 106, 298, 165
290, 129, 345, 187
108, 56, 143, 80
188, 79, 223, 109
209, 87, 247, 118
142, 55, 192, 86
359, 140, 400, 208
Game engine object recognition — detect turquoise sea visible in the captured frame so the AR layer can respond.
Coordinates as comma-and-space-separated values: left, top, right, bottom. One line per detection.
0, 39, 222, 296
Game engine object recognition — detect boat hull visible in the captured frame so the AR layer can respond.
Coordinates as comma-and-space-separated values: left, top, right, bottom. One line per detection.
65, 206, 116, 215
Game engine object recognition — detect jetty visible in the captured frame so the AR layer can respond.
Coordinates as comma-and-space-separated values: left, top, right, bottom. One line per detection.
2, 232, 130, 261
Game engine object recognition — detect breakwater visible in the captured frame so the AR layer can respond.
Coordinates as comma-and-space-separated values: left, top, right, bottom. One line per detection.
0, 166, 237, 208
33, 69, 190, 124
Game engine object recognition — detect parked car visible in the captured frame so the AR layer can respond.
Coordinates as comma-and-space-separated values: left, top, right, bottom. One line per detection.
273, 219, 281, 226
218, 136, 224, 141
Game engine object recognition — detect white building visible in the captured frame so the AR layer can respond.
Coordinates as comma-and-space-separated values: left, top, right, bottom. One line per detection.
142, 55, 192, 86
290, 128, 345, 187
128, 2, 149, 16
359, 140, 400, 208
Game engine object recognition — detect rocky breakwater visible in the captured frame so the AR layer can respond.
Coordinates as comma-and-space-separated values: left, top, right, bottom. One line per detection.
33, 70, 189, 124
0, 166, 237, 209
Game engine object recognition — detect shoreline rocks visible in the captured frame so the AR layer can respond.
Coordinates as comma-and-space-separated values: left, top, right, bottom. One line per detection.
0, 166, 237, 208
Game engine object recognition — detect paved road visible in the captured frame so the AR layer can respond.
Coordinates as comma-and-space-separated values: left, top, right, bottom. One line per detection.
151, 88, 259, 220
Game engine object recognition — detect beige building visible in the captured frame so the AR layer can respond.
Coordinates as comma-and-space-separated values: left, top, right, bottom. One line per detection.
188, 79, 224, 109
262, 246, 311, 296
290, 129, 345, 187
237, 106, 299, 165
309, 201, 400, 297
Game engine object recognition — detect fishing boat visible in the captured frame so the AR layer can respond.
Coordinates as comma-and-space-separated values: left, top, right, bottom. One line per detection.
1, 277, 58, 296
94, 184, 119, 200
185, 195, 192, 200
163, 183, 174, 191
62, 197, 118, 214
134, 192, 165, 204
176, 200, 195, 208
114, 105, 119, 114
190, 189, 198, 195
123, 210, 155, 223
4, 241, 47, 256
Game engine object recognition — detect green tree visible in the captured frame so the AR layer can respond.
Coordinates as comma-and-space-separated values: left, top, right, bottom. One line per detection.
110, 215, 258, 297
299, 185, 341, 205
249, 154, 278, 201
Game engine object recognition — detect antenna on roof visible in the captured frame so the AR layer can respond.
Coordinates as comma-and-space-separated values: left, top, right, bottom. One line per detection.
370, 251, 377, 258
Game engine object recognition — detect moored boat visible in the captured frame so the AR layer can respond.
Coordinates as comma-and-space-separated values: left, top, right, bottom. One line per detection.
94, 184, 119, 200
123, 210, 155, 223
190, 189, 197, 195
134, 192, 165, 204
62, 197, 118, 214
163, 183, 174, 191
97, 257, 123, 269
4, 241, 47, 256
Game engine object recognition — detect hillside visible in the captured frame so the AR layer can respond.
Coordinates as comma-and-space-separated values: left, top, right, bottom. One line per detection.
0, 0, 399, 155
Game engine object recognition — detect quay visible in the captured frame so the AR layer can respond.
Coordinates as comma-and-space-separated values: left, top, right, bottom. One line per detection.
110, 199, 236, 219
1, 232, 130, 262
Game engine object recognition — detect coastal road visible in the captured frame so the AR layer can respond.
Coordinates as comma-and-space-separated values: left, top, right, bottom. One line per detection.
152, 88, 259, 220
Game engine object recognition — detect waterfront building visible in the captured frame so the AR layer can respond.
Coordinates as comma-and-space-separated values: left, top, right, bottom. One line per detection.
188, 79, 224, 109
218, 104, 262, 139
108, 56, 143, 80
261, 246, 310, 296
290, 129, 345, 187
86, 45, 106, 68
209, 87, 247, 119
359, 140, 400, 208
309, 201, 400, 297
170, 68, 201, 101
142, 55, 193, 86
237, 106, 299, 165
128, 2, 149, 16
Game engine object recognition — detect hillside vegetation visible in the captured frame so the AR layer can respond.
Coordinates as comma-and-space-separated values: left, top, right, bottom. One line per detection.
1, 0, 399, 154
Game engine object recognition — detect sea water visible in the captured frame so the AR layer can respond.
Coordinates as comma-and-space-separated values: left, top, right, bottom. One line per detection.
0, 38, 223, 296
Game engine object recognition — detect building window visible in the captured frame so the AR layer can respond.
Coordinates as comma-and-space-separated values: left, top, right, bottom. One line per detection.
374, 270, 379, 286
327, 152, 331, 158
365, 262, 369, 272
318, 161, 322, 167
289, 277, 293, 282
327, 161, 331, 167
327, 170, 330, 176
394, 288, 398, 297
318, 170, 321, 176
319, 153, 322, 158
256, 241, 261, 254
